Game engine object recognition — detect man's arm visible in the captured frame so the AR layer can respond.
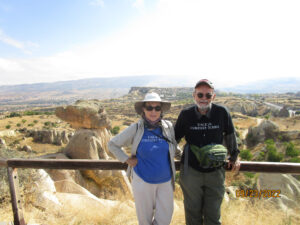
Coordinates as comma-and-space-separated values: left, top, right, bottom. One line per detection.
224, 132, 240, 162
223, 109, 240, 172
174, 111, 185, 143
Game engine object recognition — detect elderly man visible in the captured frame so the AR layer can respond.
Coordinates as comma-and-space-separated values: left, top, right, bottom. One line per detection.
175, 79, 240, 225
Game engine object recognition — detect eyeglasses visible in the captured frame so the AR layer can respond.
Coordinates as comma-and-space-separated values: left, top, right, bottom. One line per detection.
144, 106, 162, 111
196, 92, 213, 99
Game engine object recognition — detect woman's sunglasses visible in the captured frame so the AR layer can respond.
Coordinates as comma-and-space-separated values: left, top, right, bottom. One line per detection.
144, 106, 162, 111
196, 92, 213, 99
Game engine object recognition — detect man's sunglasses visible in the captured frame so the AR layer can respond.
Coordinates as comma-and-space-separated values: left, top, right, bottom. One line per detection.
144, 106, 162, 111
196, 93, 213, 99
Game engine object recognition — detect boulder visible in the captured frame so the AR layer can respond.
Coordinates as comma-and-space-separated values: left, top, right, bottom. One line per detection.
257, 173, 300, 210
21, 145, 32, 152
278, 106, 290, 117
246, 120, 279, 147
55, 99, 111, 129
64, 129, 110, 160
28, 169, 62, 211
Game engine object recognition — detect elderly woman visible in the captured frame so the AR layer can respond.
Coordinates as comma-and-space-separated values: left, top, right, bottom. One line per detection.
108, 92, 181, 225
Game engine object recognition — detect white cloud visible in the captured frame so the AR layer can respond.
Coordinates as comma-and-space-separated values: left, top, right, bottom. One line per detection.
89, 0, 105, 7
0, 0, 300, 86
0, 29, 24, 49
0, 29, 39, 55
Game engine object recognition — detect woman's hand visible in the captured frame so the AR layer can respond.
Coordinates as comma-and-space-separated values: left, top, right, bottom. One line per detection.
126, 156, 138, 167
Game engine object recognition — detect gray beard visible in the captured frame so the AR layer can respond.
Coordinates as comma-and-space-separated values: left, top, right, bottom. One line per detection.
194, 100, 212, 112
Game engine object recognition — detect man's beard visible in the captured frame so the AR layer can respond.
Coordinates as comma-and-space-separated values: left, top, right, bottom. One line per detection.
194, 100, 212, 111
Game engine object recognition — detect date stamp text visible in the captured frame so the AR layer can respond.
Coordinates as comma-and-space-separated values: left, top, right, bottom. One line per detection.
236, 189, 281, 198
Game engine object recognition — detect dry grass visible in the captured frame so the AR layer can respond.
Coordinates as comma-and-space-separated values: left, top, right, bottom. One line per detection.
1, 194, 299, 225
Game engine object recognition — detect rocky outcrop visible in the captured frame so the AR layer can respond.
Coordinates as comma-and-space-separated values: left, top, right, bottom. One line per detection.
52, 100, 132, 199
0, 130, 16, 137
246, 120, 279, 147
27, 129, 72, 146
55, 99, 111, 129
64, 129, 110, 160
278, 106, 290, 117
257, 173, 300, 210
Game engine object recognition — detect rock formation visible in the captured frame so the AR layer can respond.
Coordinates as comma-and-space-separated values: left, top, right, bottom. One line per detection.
246, 120, 279, 147
257, 173, 300, 211
27, 129, 72, 146
55, 99, 111, 129
278, 106, 290, 117
52, 99, 132, 199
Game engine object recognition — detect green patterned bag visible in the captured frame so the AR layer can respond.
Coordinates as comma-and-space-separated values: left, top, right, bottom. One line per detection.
190, 144, 228, 168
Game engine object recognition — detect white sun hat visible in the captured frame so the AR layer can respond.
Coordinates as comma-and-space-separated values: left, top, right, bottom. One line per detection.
134, 92, 171, 115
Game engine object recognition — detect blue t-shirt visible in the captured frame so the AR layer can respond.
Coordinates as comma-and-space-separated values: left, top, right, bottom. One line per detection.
134, 127, 172, 184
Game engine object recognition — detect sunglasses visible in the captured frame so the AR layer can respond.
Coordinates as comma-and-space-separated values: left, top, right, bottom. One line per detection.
196, 92, 213, 99
144, 106, 162, 111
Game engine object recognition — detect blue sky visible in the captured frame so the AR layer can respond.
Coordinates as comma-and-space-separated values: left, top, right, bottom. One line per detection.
0, 0, 300, 86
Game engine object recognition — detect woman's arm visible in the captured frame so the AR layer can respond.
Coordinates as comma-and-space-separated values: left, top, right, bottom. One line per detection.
108, 123, 137, 163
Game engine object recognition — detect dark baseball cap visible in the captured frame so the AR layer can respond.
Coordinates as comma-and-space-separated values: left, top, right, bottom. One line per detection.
194, 79, 214, 89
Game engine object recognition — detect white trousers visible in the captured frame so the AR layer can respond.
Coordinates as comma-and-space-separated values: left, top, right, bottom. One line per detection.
132, 170, 174, 225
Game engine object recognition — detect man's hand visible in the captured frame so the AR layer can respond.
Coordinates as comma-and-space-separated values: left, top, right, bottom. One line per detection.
228, 158, 240, 172
126, 156, 138, 167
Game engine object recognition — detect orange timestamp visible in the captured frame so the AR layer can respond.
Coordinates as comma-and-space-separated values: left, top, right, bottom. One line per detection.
236, 189, 281, 198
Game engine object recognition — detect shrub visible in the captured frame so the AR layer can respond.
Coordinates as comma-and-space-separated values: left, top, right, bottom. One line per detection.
240, 149, 253, 161
28, 123, 34, 127
265, 139, 283, 162
7, 112, 21, 118
21, 119, 27, 124
33, 120, 38, 124
111, 126, 120, 135
5, 125, 11, 129
16, 123, 21, 127
285, 142, 299, 157
289, 157, 300, 163
257, 151, 265, 161
44, 121, 51, 126
23, 111, 40, 116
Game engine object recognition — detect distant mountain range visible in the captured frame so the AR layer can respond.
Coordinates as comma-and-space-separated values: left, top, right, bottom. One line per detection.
0, 76, 299, 94
0, 75, 299, 112
221, 77, 300, 94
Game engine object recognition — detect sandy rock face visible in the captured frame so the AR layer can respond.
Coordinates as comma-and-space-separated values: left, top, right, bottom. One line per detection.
27, 129, 71, 145
246, 120, 279, 147
55, 99, 111, 129
258, 173, 300, 210
64, 129, 110, 160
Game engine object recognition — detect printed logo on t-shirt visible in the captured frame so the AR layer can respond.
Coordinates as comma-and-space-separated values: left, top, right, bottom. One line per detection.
190, 122, 220, 131
140, 135, 164, 143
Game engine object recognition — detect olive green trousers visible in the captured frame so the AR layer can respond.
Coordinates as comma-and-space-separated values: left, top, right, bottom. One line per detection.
179, 165, 225, 225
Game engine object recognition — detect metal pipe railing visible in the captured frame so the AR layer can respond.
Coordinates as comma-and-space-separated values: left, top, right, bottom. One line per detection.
0, 158, 300, 225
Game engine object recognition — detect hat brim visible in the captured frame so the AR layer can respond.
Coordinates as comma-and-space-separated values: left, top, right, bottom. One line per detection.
134, 101, 171, 115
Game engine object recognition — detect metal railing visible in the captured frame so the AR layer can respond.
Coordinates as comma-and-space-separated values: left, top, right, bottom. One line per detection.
0, 158, 300, 225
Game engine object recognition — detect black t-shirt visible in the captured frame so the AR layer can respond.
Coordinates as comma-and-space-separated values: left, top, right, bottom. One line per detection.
175, 104, 235, 172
